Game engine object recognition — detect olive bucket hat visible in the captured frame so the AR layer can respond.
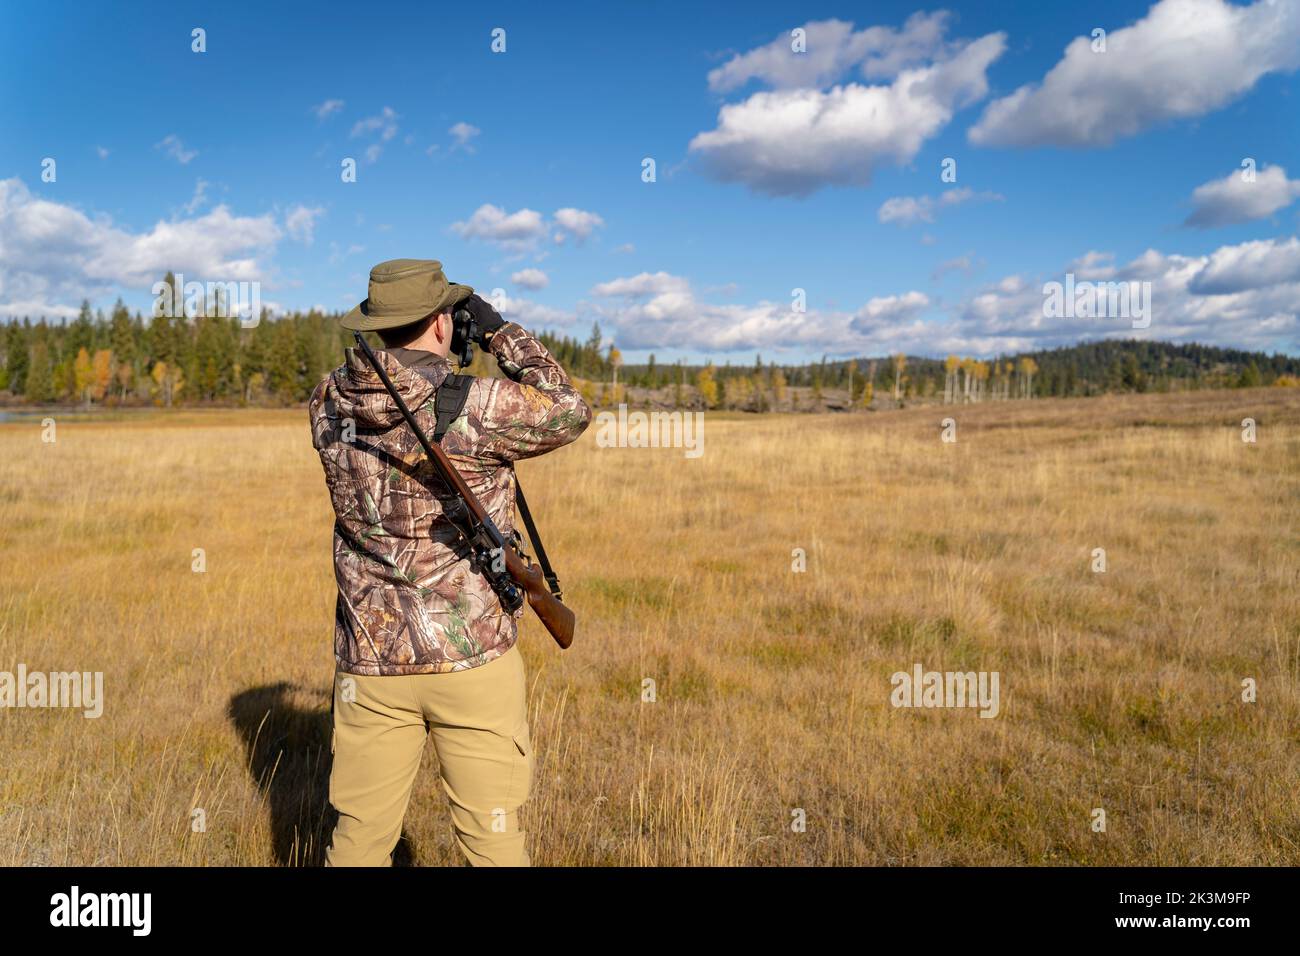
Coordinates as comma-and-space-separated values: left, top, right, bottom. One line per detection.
340, 258, 473, 331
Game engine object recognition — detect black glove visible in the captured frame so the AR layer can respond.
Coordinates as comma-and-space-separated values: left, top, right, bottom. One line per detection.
457, 293, 506, 346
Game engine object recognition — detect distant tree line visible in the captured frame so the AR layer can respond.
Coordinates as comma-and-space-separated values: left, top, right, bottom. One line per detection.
0, 303, 346, 408
2, 281, 1296, 409
655, 340, 1299, 411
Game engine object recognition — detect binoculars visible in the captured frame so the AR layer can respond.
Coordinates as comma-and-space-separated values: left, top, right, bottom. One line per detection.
450, 303, 479, 368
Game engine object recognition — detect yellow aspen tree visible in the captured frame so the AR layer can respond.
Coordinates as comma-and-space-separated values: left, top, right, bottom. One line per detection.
91, 349, 113, 403
1024, 357, 1038, 398
73, 348, 95, 407
771, 368, 787, 407
696, 364, 719, 409
116, 360, 134, 399
151, 360, 184, 407
730, 374, 753, 410
1018, 356, 1038, 398
150, 361, 168, 406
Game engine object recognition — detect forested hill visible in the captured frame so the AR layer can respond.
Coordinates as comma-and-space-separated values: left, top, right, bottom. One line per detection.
604, 337, 1300, 406
776, 339, 1300, 401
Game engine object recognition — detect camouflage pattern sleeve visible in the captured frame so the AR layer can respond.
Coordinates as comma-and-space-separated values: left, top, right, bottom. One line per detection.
308, 379, 328, 452
463, 322, 592, 461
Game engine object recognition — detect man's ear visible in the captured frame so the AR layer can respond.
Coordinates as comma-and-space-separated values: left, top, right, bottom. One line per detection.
436, 311, 453, 342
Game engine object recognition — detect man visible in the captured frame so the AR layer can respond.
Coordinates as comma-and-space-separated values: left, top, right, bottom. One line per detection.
308, 258, 591, 866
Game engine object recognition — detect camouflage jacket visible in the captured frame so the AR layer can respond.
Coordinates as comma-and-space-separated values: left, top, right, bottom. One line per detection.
308, 323, 591, 675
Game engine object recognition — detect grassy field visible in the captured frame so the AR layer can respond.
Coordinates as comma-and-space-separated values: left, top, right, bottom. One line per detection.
1, 387, 1298, 866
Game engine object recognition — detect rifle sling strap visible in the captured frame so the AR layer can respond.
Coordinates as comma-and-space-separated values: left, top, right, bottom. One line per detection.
513, 477, 562, 600
426, 369, 563, 601
432, 372, 472, 442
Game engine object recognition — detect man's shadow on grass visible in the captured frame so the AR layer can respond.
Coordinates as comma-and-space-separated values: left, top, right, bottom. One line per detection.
227, 683, 415, 867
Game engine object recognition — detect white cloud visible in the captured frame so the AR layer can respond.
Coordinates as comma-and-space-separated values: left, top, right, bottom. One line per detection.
449, 121, 481, 152
0, 177, 282, 318
496, 292, 573, 329
850, 291, 931, 332
1185, 165, 1300, 228
312, 99, 345, 120
1067, 250, 1119, 280
591, 271, 690, 298
707, 13, 955, 93
364, 143, 382, 164
451, 204, 548, 254
969, 0, 1300, 148
285, 204, 325, 244
180, 178, 210, 216
614, 243, 635, 254
511, 268, 549, 290
932, 254, 981, 280
351, 107, 399, 142
553, 207, 604, 242
155, 134, 198, 165
946, 236, 1300, 353
328, 241, 365, 265
588, 270, 932, 353
1187, 236, 1300, 294
877, 187, 1003, 226
452, 204, 604, 254
691, 27, 1005, 196
95, 146, 109, 160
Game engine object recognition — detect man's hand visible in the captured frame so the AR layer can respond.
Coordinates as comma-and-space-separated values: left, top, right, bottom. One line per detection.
458, 293, 506, 345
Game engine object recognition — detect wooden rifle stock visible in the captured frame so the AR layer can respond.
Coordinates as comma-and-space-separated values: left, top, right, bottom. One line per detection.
504, 548, 574, 649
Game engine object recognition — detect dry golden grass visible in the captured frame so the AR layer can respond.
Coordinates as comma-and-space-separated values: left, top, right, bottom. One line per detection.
1, 387, 1298, 866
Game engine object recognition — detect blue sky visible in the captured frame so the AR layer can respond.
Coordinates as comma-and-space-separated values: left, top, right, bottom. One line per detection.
2, 0, 1298, 363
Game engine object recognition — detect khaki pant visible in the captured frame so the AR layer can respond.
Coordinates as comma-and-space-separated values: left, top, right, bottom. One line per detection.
326, 644, 532, 867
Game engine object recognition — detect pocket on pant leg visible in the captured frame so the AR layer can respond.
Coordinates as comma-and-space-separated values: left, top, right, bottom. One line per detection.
507, 720, 532, 806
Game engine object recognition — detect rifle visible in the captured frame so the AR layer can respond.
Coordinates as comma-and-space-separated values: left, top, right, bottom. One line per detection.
351, 330, 575, 650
